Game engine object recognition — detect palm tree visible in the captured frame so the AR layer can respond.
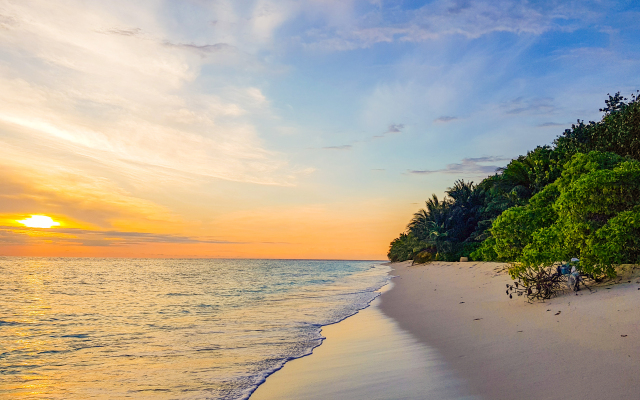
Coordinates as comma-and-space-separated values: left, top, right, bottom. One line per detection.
408, 194, 453, 255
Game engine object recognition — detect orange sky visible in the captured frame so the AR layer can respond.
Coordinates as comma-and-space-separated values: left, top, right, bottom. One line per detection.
0, 160, 422, 258
1, 202, 413, 259
0, 127, 432, 258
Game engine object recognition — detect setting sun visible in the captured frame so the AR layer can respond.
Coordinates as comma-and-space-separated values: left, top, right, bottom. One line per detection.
17, 215, 61, 228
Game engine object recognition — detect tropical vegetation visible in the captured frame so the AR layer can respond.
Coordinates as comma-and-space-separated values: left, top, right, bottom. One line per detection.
388, 91, 640, 279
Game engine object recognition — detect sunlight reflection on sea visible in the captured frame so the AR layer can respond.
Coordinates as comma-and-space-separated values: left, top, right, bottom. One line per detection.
0, 258, 388, 399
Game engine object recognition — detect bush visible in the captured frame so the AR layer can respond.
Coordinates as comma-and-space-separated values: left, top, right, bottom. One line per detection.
470, 235, 499, 261
582, 206, 640, 275
489, 183, 559, 261
510, 152, 640, 278
412, 250, 433, 264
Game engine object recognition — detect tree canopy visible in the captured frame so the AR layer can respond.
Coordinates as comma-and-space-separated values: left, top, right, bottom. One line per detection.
388, 91, 640, 276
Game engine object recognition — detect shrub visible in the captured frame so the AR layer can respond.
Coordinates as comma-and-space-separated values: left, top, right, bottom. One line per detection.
412, 250, 433, 264
511, 153, 640, 279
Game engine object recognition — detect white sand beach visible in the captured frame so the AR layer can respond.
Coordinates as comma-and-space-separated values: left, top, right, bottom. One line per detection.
379, 261, 640, 400
252, 261, 640, 400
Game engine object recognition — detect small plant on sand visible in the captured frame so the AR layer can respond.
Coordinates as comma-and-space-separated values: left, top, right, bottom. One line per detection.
412, 250, 433, 265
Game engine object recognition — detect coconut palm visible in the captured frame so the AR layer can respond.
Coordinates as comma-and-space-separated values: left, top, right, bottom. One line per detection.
408, 194, 454, 256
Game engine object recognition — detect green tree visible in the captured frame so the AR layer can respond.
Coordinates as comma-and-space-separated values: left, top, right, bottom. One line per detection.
387, 233, 427, 262
514, 153, 640, 278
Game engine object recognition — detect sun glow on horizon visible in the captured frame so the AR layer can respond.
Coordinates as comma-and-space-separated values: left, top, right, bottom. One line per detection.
17, 215, 61, 228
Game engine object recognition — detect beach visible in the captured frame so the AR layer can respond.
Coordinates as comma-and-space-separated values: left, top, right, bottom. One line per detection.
252, 261, 640, 399
250, 284, 477, 400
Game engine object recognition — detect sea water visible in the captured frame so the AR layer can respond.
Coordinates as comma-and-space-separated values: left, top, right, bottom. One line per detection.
0, 257, 389, 399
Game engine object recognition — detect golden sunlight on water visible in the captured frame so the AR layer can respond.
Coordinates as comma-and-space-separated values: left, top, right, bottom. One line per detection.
0, 257, 388, 399
5, 266, 54, 398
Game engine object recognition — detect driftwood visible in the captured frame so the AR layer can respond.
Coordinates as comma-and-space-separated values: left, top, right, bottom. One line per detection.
506, 264, 594, 302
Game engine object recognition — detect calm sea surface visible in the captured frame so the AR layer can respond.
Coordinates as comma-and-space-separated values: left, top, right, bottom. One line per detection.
0, 257, 389, 399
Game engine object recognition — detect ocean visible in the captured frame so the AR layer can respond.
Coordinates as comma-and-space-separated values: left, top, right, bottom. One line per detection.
0, 257, 389, 399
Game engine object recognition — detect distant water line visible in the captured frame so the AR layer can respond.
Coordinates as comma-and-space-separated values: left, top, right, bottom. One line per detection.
0, 257, 389, 399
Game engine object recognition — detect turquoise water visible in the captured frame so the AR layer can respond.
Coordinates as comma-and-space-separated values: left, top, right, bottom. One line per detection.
0, 257, 389, 399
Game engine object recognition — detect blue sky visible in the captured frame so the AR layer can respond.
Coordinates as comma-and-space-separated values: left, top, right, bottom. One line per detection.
0, 0, 639, 258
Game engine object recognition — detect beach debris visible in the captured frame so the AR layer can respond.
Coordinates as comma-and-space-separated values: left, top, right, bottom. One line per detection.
460, 301, 465, 304
506, 262, 596, 301
506, 267, 565, 300
555, 311, 561, 315
474, 318, 482, 320
621, 335, 628, 337
567, 266, 582, 291
558, 264, 572, 275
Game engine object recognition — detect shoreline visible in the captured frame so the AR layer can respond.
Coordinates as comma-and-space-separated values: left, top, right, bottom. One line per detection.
250, 282, 476, 400
249, 260, 640, 399
378, 261, 640, 400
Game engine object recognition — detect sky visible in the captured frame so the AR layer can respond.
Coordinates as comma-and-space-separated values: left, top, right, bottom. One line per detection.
0, 0, 639, 259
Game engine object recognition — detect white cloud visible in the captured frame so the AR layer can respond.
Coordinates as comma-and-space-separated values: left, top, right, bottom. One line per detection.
296, 0, 593, 51
0, 0, 295, 186
251, 0, 295, 44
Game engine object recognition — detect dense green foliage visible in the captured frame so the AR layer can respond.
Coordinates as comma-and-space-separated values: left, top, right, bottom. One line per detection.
506, 152, 640, 278
389, 92, 640, 275
555, 91, 640, 160
387, 233, 428, 262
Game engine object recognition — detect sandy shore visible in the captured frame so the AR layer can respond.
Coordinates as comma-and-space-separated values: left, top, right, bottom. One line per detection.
250, 261, 639, 399
379, 261, 640, 400
250, 285, 477, 400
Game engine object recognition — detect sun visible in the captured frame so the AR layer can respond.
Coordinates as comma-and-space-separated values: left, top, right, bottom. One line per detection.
17, 215, 61, 228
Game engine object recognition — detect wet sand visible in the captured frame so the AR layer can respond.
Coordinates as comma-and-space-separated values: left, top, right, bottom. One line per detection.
250, 286, 477, 400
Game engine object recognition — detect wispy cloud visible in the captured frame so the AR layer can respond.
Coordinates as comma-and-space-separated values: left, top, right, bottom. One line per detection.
434, 116, 458, 123
504, 96, 555, 115
325, 122, 404, 149
410, 156, 510, 176
162, 41, 238, 55
297, 0, 594, 51
386, 123, 404, 133
0, 226, 239, 247
0, 2, 293, 187
538, 121, 565, 127
372, 123, 404, 138
102, 27, 142, 37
